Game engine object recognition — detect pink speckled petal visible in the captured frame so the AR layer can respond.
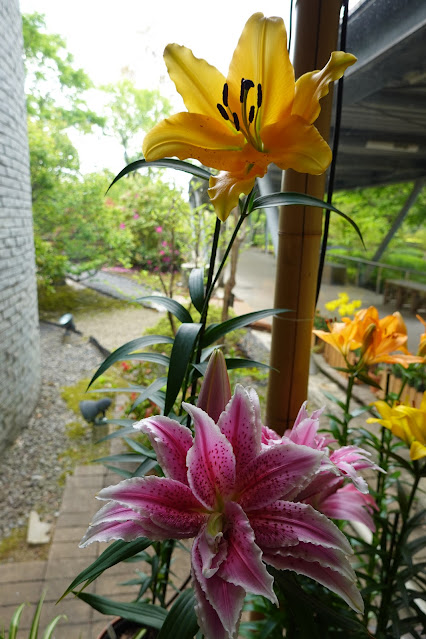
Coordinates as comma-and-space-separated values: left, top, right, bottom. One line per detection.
184, 403, 236, 510
217, 385, 261, 473
237, 442, 323, 510
249, 501, 353, 554
135, 414, 193, 484
219, 501, 277, 603
192, 530, 245, 637
264, 549, 363, 613
98, 476, 206, 538
192, 564, 232, 639
320, 484, 377, 531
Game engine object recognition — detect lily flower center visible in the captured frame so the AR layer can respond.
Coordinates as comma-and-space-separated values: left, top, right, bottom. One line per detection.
216, 79, 264, 152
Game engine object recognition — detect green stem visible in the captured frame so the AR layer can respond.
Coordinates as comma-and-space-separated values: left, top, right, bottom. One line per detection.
341, 373, 356, 445
375, 466, 421, 636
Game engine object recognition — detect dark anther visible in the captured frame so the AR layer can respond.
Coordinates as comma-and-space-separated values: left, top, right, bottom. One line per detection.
217, 103, 229, 121
257, 83, 262, 108
248, 105, 255, 123
240, 79, 245, 103
232, 112, 240, 131
243, 79, 254, 92
222, 83, 229, 107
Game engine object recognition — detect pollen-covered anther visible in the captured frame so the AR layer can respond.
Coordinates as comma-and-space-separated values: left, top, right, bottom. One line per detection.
217, 103, 229, 121
222, 83, 229, 107
232, 112, 240, 131
257, 83, 262, 108
248, 105, 255, 124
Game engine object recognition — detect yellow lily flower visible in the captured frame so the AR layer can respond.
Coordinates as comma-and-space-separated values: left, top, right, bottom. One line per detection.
142, 13, 357, 221
368, 394, 426, 460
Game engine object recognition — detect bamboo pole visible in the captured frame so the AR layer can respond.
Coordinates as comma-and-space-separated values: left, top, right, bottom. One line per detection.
266, 0, 342, 433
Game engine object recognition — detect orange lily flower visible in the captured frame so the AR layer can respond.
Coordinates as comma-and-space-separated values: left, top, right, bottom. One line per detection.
142, 13, 356, 221
313, 306, 422, 369
368, 394, 426, 460
416, 314, 426, 357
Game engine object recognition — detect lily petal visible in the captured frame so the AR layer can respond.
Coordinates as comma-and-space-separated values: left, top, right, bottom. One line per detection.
249, 501, 353, 554
135, 414, 193, 484
264, 551, 364, 613
80, 502, 150, 547
184, 403, 236, 510
143, 112, 245, 172
164, 43, 227, 121
208, 169, 261, 222
320, 484, 377, 531
98, 476, 206, 538
218, 501, 277, 603
217, 385, 261, 475
227, 12, 294, 129
192, 567, 232, 639
263, 115, 332, 174
237, 442, 323, 510
293, 51, 357, 124
193, 531, 245, 638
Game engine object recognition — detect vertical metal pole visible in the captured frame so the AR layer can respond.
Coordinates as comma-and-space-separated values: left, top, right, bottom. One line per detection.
266, 0, 342, 433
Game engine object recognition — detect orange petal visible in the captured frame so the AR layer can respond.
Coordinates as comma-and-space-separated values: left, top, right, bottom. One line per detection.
263, 115, 331, 175
143, 112, 246, 172
227, 13, 295, 129
164, 44, 227, 121
208, 170, 259, 222
293, 52, 357, 124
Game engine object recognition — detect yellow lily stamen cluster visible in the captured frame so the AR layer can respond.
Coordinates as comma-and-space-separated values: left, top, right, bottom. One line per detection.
216, 78, 263, 152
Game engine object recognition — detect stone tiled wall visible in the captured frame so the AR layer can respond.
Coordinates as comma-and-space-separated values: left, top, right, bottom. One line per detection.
0, 0, 40, 447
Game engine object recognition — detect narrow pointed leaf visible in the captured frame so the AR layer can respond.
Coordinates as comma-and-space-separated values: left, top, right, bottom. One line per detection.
158, 589, 198, 639
9, 603, 26, 639
108, 158, 211, 191
138, 296, 193, 323
202, 309, 288, 347
121, 353, 170, 367
88, 335, 173, 387
28, 591, 45, 639
61, 538, 152, 600
252, 192, 365, 246
131, 377, 167, 409
41, 615, 67, 639
165, 323, 202, 415
73, 592, 167, 629
188, 268, 205, 314
192, 358, 271, 376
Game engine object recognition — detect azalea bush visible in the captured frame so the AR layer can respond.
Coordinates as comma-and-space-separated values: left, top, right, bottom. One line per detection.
58, 10, 426, 639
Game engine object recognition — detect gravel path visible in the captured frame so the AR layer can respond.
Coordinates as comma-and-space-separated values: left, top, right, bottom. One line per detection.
0, 323, 103, 540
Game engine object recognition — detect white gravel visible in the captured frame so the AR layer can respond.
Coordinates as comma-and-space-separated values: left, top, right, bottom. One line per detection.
0, 323, 103, 539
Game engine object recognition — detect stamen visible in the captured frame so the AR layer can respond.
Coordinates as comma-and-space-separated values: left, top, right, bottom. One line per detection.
248, 105, 255, 124
240, 79, 245, 103
222, 83, 229, 107
243, 79, 254, 92
217, 103, 229, 121
257, 83, 262, 108
232, 112, 240, 131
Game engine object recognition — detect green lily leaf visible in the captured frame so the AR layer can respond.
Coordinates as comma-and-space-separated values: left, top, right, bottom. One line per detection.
192, 357, 271, 376
131, 376, 168, 409
73, 592, 167, 629
138, 295, 193, 324
88, 335, 173, 387
252, 191, 365, 247
122, 352, 170, 367
202, 309, 288, 347
8, 603, 26, 639
61, 538, 152, 600
107, 158, 211, 192
188, 267, 205, 314
158, 589, 198, 639
165, 323, 202, 416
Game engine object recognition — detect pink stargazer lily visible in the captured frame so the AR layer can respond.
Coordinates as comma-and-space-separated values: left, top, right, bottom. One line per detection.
81, 386, 363, 639
261, 400, 380, 531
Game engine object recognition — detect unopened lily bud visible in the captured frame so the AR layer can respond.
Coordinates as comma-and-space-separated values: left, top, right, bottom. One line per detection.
197, 349, 231, 422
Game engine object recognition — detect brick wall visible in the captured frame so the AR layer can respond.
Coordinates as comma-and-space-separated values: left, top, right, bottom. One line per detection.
0, 0, 40, 447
